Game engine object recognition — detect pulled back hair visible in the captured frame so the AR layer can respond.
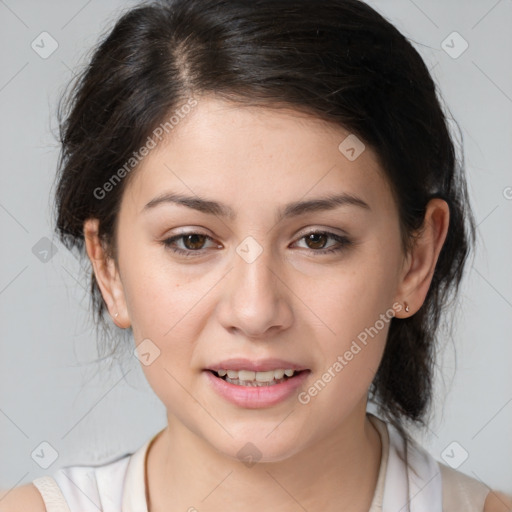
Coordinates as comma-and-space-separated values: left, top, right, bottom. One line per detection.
53, 0, 476, 443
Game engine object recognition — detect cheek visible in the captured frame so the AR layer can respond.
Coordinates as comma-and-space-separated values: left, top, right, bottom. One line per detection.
295, 275, 394, 432
119, 248, 207, 408
303, 250, 399, 345
119, 239, 196, 336
118, 242, 219, 378
296, 246, 399, 399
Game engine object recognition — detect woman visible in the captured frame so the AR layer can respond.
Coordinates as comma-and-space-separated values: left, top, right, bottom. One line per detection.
2, 0, 511, 510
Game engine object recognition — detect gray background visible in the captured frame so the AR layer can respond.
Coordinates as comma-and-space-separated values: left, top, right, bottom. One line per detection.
1, 0, 511, 496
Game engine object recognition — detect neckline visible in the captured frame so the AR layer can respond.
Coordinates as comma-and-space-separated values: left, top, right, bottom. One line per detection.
122, 427, 164, 512
144, 427, 166, 510
367, 412, 390, 510
124, 413, 389, 512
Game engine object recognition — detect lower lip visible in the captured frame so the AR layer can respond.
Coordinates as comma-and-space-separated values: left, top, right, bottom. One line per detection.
204, 370, 310, 409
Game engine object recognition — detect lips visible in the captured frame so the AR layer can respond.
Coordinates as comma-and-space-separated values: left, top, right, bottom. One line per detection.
203, 364, 311, 408
206, 358, 309, 373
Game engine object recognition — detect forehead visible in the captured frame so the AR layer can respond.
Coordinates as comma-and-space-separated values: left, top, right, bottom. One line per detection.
122, 96, 395, 217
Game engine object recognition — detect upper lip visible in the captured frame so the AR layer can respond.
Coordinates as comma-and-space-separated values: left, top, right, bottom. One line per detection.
206, 358, 309, 372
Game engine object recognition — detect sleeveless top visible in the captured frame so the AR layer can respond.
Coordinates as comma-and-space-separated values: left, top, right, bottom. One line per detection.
31, 413, 491, 511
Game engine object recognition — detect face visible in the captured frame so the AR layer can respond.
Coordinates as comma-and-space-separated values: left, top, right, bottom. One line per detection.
97, 96, 411, 461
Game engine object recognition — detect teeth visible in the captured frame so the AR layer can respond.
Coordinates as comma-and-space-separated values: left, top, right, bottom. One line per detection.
215, 369, 296, 382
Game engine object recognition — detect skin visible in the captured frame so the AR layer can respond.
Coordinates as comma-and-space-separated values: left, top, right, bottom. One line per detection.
83, 95, 450, 512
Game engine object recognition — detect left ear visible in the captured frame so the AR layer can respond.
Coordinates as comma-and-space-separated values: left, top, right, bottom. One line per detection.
394, 198, 450, 317
83, 218, 131, 329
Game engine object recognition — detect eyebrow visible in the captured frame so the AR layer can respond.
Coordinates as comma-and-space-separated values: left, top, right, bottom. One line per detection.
143, 191, 371, 222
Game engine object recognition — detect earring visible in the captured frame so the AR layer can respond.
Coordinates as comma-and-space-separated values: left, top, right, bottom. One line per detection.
404, 302, 410, 313
114, 312, 119, 318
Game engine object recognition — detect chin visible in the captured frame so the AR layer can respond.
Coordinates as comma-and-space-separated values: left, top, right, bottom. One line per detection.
209, 430, 308, 466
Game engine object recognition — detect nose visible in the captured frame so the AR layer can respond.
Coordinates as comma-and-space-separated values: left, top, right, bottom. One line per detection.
216, 242, 294, 339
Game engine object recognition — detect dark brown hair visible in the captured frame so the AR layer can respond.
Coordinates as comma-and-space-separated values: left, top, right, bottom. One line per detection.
53, 0, 476, 443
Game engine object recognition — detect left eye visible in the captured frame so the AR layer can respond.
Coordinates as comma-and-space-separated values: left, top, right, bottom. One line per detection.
161, 231, 351, 257
293, 231, 351, 253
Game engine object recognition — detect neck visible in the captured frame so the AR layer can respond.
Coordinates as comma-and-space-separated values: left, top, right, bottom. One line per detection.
146, 408, 382, 512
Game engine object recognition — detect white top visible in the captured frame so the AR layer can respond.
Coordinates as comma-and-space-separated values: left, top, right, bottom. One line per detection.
32, 413, 491, 512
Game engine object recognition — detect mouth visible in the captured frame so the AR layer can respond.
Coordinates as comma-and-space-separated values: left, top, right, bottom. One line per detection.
204, 359, 311, 407
208, 368, 307, 387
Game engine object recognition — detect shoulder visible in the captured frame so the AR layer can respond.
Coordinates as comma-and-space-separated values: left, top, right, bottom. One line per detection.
0, 447, 141, 512
0, 483, 47, 511
484, 490, 512, 512
438, 461, 512, 512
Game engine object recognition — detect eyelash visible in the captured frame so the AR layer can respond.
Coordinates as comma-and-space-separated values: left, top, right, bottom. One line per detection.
161, 230, 352, 258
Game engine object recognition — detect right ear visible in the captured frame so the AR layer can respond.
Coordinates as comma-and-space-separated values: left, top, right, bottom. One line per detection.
83, 218, 131, 329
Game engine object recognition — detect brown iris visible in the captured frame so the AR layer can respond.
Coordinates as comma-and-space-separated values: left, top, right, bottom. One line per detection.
182, 234, 208, 250
304, 233, 329, 250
